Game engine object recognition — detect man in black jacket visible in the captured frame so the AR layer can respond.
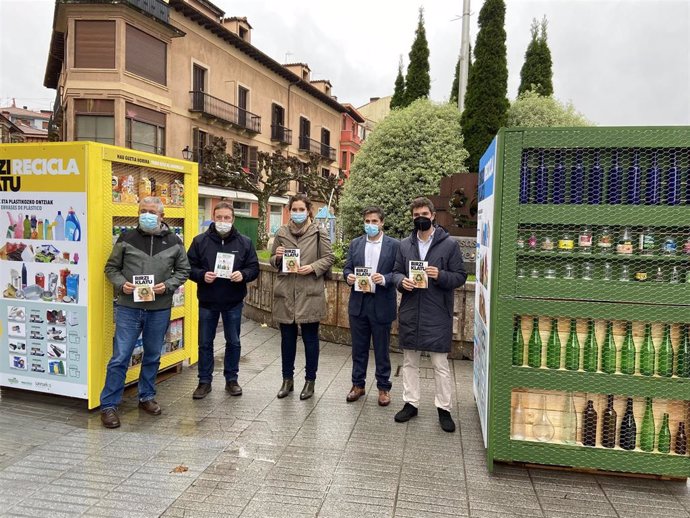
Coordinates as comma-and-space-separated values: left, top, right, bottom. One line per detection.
392, 197, 467, 433
187, 202, 259, 399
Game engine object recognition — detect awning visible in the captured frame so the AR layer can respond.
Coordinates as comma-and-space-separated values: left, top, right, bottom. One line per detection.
198, 185, 288, 205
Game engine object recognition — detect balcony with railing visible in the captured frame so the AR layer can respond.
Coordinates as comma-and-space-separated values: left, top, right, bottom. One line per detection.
271, 124, 292, 145
189, 91, 261, 133
126, 0, 169, 24
299, 135, 336, 161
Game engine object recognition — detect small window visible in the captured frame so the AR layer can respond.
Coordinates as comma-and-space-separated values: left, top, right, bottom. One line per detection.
233, 201, 251, 215
341, 151, 347, 169
239, 26, 248, 40
321, 168, 330, 179
75, 116, 114, 144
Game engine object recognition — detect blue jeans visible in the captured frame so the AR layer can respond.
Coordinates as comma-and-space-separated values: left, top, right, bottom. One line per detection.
280, 322, 319, 381
100, 305, 171, 410
197, 304, 243, 384
349, 296, 393, 391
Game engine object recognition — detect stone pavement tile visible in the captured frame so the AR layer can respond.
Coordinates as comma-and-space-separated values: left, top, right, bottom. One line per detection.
537, 496, 617, 515
469, 510, 542, 518
395, 509, 468, 518
468, 488, 541, 508
239, 500, 319, 518
318, 497, 393, 518
613, 504, 690, 518
4, 504, 88, 518
468, 501, 544, 517
395, 498, 469, 517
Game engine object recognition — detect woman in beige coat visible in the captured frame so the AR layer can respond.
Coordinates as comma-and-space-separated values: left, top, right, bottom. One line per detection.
270, 194, 335, 400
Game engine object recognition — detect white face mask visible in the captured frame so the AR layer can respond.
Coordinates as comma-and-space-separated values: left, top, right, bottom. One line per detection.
215, 222, 232, 235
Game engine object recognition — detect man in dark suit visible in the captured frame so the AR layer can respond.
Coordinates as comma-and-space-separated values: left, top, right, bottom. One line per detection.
343, 206, 400, 406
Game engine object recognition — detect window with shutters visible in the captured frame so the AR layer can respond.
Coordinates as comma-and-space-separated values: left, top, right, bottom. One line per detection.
125, 103, 165, 155
74, 99, 114, 144
341, 151, 348, 169
192, 127, 208, 164
126, 25, 166, 85
233, 201, 251, 215
74, 20, 116, 69
238, 143, 258, 174
322, 168, 330, 179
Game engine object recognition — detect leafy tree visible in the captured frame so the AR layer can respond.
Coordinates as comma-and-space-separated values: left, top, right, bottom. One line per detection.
460, 0, 509, 171
339, 99, 468, 240
298, 151, 347, 212
201, 136, 296, 249
518, 17, 553, 96
403, 7, 431, 106
390, 56, 406, 109
506, 90, 592, 127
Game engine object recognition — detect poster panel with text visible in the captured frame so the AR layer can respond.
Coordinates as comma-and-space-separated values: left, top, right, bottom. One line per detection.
474, 136, 497, 447
0, 147, 89, 398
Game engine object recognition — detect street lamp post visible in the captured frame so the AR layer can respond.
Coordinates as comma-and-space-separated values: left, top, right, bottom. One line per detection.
458, 0, 471, 113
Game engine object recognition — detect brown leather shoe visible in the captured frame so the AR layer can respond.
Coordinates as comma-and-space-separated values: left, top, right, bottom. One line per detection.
138, 399, 162, 415
101, 408, 120, 428
346, 386, 365, 402
378, 390, 391, 407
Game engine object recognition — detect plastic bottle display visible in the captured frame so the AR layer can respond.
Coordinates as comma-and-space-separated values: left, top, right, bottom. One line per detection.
54, 210, 65, 241
65, 208, 81, 241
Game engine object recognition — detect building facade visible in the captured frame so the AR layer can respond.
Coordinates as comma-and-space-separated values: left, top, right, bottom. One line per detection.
339, 104, 366, 177
0, 102, 50, 142
44, 0, 346, 235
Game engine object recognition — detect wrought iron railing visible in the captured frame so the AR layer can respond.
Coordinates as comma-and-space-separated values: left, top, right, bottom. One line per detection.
298, 135, 336, 161
270, 124, 292, 145
189, 91, 261, 133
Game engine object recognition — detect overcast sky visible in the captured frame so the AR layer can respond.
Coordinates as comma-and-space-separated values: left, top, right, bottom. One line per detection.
1, 0, 688, 125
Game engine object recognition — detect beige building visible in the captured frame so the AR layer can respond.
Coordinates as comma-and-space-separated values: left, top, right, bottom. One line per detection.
44, 0, 346, 234
0, 101, 50, 142
357, 95, 392, 135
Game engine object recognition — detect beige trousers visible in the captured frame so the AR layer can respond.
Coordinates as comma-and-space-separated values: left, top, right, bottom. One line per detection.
401, 349, 452, 411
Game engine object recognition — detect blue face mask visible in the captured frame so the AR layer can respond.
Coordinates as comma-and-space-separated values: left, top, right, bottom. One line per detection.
364, 223, 380, 237
139, 213, 159, 231
291, 211, 307, 224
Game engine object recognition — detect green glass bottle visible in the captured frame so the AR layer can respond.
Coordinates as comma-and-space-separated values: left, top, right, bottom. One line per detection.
512, 316, 525, 367
678, 324, 690, 378
658, 413, 671, 453
639, 324, 655, 376
601, 321, 617, 374
583, 319, 599, 372
527, 317, 542, 368
620, 321, 636, 375
657, 324, 674, 377
546, 318, 562, 369
640, 397, 655, 452
565, 319, 580, 371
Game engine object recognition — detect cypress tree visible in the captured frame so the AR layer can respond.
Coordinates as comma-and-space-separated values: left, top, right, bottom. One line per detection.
390, 56, 406, 109
460, 0, 509, 171
403, 7, 431, 106
450, 53, 460, 105
450, 44, 472, 106
518, 17, 554, 96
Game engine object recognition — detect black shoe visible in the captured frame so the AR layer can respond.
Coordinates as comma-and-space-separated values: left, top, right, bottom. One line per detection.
394, 403, 418, 423
277, 378, 294, 398
193, 383, 212, 399
226, 381, 242, 396
299, 380, 315, 400
438, 408, 456, 433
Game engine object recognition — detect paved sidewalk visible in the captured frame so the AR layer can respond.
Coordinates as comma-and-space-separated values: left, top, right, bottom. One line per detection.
1, 319, 689, 518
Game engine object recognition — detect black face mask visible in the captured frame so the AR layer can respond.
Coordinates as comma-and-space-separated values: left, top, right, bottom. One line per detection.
413, 216, 432, 232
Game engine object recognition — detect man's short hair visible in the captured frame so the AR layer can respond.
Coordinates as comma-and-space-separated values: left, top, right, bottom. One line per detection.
140, 196, 164, 214
213, 201, 235, 217
410, 196, 435, 214
362, 205, 384, 220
